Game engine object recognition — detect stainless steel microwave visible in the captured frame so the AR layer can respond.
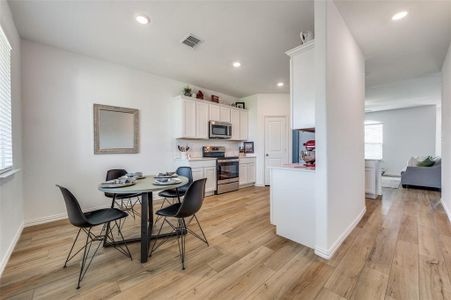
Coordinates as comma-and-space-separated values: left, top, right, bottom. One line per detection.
209, 121, 232, 139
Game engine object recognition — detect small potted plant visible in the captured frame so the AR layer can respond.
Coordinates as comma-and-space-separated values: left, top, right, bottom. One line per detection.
183, 86, 192, 97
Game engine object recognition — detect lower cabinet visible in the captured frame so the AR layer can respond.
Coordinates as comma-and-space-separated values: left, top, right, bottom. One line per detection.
176, 157, 256, 195
176, 159, 217, 195
239, 157, 256, 186
365, 159, 382, 199
204, 167, 217, 193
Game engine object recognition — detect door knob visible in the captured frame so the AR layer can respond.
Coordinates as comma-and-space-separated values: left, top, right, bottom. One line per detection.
266, 154, 269, 157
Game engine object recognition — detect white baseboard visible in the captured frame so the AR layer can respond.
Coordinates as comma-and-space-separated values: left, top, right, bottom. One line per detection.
0, 222, 24, 277
24, 212, 68, 227
24, 196, 166, 227
314, 206, 366, 260
441, 198, 451, 223
24, 203, 111, 227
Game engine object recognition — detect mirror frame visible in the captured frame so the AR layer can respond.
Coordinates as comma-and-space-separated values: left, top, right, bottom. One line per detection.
93, 104, 140, 154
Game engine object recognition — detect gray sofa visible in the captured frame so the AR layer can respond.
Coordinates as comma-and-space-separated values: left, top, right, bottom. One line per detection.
401, 159, 441, 190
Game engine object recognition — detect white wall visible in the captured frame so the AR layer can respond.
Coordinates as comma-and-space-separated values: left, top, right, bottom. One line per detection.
314, 0, 366, 258
0, 1, 23, 275
442, 42, 451, 220
242, 93, 291, 186
366, 105, 437, 175
437, 105, 442, 157
21, 40, 238, 225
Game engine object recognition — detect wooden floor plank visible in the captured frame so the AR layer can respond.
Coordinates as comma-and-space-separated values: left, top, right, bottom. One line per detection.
385, 240, 419, 300
0, 187, 446, 300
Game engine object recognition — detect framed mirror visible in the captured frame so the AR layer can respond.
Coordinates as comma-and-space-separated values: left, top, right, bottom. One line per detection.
93, 104, 139, 154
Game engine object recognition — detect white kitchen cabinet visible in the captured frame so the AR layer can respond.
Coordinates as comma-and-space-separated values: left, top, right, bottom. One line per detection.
365, 160, 382, 199
196, 101, 209, 139
248, 162, 256, 183
209, 104, 220, 121
230, 109, 240, 140
220, 107, 231, 122
204, 166, 217, 193
175, 158, 217, 195
239, 157, 256, 186
286, 41, 315, 130
191, 167, 204, 181
365, 168, 375, 194
183, 99, 196, 138
239, 163, 247, 185
239, 110, 249, 140
174, 96, 247, 140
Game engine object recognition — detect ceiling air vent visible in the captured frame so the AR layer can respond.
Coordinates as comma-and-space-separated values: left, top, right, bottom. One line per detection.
181, 34, 202, 48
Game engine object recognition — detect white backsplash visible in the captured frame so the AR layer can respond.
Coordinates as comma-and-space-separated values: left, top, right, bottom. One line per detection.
176, 139, 242, 158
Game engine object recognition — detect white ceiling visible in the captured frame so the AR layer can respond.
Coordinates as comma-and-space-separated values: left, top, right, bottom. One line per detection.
365, 72, 441, 112
336, 0, 451, 87
336, 0, 450, 111
8, 1, 314, 98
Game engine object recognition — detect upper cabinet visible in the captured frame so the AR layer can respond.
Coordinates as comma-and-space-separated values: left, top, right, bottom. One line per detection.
286, 41, 315, 130
182, 98, 196, 138
239, 110, 248, 140
174, 96, 248, 140
209, 104, 220, 121
219, 107, 231, 122
196, 101, 209, 139
230, 109, 240, 140
210, 104, 231, 122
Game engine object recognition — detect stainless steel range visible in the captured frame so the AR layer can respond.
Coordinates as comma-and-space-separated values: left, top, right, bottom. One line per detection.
202, 146, 239, 194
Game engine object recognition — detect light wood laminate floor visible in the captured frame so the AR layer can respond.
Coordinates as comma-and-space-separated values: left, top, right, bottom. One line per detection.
1, 186, 449, 299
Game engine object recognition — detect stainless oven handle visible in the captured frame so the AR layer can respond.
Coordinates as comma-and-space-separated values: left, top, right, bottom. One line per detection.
217, 159, 240, 163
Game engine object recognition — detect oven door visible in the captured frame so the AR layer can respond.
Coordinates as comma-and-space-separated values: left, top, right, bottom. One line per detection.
209, 122, 232, 139
217, 159, 239, 182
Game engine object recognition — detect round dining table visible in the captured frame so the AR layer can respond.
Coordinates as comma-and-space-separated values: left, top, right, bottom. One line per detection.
98, 175, 189, 263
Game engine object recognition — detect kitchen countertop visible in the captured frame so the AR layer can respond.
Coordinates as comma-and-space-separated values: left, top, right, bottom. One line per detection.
175, 155, 256, 161
175, 157, 217, 161
271, 163, 315, 172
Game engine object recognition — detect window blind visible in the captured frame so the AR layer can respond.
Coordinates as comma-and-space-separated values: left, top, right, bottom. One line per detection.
0, 25, 12, 174
364, 123, 383, 160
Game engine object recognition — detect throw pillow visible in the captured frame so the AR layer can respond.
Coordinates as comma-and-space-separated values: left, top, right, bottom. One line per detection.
417, 156, 435, 167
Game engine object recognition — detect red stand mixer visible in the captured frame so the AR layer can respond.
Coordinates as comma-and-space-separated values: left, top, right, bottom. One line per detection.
300, 140, 315, 167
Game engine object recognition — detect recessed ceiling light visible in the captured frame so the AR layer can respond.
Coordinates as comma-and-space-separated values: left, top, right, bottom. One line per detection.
233, 61, 241, 68
392, 11, 408, 21
135, 15, 150, 25
277, 82, 284, 87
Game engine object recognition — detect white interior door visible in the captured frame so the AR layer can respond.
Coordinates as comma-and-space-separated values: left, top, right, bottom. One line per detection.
264, 116, 288, 185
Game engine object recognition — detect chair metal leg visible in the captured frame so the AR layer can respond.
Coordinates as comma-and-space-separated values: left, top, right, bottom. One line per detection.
115, 220, 132, 260
149, 216, 166, 257
64, 228, 81, 268
175, 219, 185, 270
155, 198, 170, 224
66, 218, 132, 289
77, 227, 92, 289
193, 214, 209, 246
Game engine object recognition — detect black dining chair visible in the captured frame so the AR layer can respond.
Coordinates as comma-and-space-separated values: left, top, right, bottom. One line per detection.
105, 169, 141, 220
150, 178, 208, 270
57, 185, 132, 289
155, 166, 193, 223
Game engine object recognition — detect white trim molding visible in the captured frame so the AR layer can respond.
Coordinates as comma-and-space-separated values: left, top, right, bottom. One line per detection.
0, 222, 23, 276
441, 198, 451, 223
314, 207, 366, 260
24, 196, 166, 227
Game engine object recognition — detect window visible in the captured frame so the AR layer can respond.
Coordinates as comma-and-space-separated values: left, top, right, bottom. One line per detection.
365, 122, 383, 160
0, 25, 12, 174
